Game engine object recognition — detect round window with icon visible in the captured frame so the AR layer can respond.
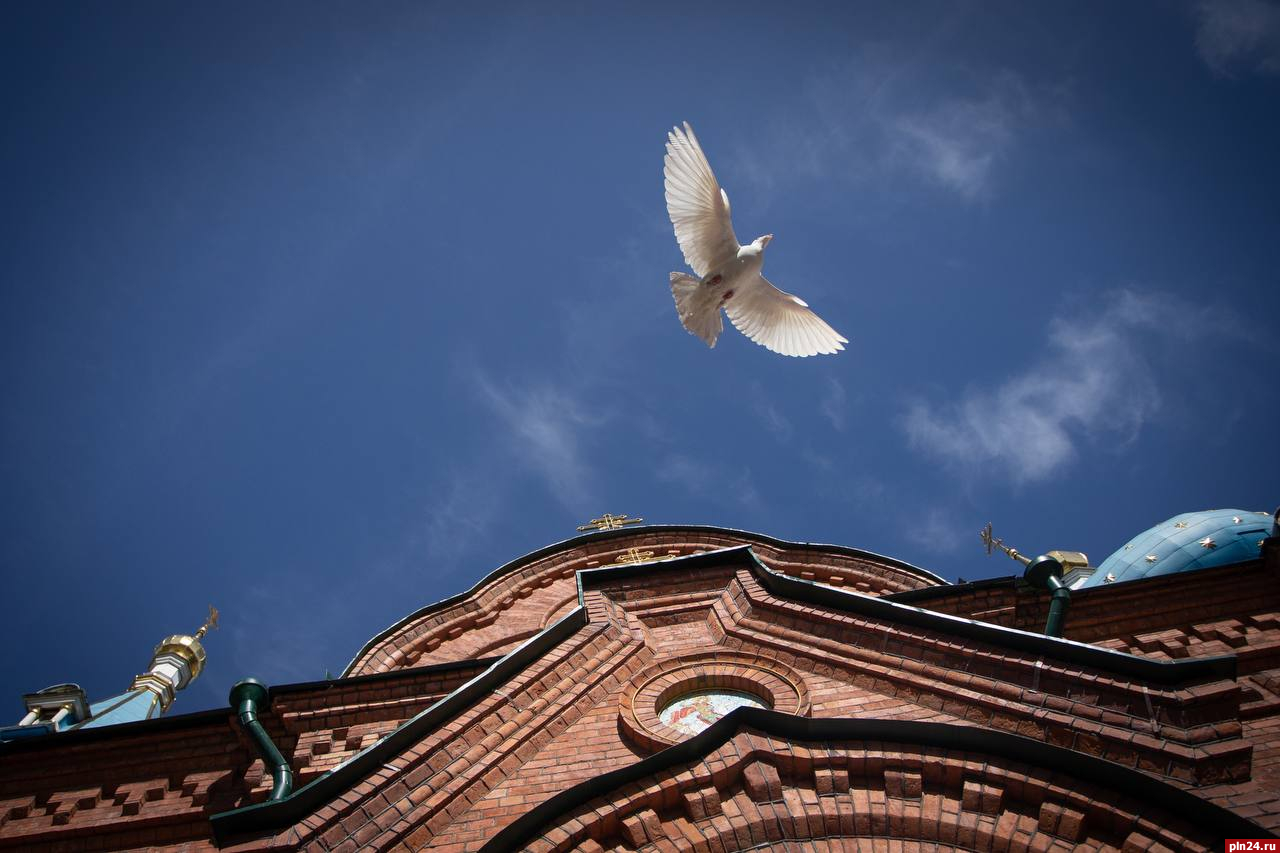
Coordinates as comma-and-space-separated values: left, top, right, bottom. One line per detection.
658, 689, 767, 737
618, 651, 809, 752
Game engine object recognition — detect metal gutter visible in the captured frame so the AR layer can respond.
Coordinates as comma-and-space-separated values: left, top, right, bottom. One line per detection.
480, 708, 1272, 851
342, 524, 949, 676
229, 679, 293, 801
209, 608, 586, 845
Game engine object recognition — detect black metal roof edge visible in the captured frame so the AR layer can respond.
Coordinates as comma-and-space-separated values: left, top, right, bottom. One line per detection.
0, 657, 501, 758
341, 524, 949, 676
883, 573, 1019, 603
0, 705, 232, 756
748, 552, 1238, 685
578, 547, 1236, 686
575, 545, 758, 601
209, 608, 588, 846
267, 655, 501, 696
481, 708, 1271, 851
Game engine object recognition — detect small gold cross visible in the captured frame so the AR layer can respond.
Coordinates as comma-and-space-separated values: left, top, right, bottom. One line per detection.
612, 547, 656, 565
577, 513, 644, 532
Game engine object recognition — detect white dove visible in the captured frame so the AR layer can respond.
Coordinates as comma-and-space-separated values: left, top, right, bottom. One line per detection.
664, 122, 847, 357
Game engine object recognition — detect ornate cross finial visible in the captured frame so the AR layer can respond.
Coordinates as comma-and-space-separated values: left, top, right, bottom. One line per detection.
980, 522, 1031, 566
612, 547, 656, 565
194, 605, 219, 641
577, 513, 644, 532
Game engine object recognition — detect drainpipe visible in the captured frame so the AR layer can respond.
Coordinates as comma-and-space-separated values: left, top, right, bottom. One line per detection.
1024, 555, 1071, 638
229, 679, 294, 800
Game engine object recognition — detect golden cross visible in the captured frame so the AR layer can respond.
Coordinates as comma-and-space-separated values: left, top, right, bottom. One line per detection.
613, 547, 655, 565
194, 605, 219, 640
980, 522, 1031, 566
577, 513, 643, 532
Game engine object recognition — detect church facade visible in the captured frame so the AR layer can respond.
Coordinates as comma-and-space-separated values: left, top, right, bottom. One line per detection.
2, 512, 1278, 851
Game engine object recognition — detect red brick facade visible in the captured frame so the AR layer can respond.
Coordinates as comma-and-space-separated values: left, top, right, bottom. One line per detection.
2, 525, 1277, 851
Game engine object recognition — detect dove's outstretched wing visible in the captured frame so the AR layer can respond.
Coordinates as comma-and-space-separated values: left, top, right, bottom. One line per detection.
664, 122, 739, 278
726, 275, 848, 358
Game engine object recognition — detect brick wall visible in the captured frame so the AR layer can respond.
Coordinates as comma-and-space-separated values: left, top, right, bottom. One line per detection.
4, 535, 1277, 850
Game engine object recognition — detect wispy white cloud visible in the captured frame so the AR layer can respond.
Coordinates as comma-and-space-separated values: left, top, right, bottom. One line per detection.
915, 508, 968, 555
886, 75, 1032, 200
1195, 0, 1280, 76
901, 289, 1256, 484
751, 382, 794, 441
733, 55, 1053, 203
819, 377, 848, 431
414, 469, 506, 570
472, 370, 608, 511
656, 453, 762, 510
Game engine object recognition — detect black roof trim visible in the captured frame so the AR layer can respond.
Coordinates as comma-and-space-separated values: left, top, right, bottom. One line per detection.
481, 709, 1271, 851
581, 547, 1235, 685
341, 524, 948, 676
0, 705, 232, 756
210, 609, 586, 844
0, 657, 499, 757
883, 573, 1019, 603
268, 655, 499, 696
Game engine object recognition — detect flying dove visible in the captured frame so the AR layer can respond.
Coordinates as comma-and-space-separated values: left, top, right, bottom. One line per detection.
664, 122, 847, 357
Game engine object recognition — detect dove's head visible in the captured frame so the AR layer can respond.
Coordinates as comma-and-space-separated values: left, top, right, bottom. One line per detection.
755, 234, 773, 249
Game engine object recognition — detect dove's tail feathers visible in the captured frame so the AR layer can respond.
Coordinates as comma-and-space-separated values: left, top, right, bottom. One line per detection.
670, 272, 723, 348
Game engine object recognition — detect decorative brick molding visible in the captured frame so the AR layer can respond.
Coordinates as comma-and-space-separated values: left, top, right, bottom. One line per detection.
487, 716, 1257, 851
619, 651, 809, 752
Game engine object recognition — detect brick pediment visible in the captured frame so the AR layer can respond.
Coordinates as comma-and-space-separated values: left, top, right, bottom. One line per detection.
343, 525, 948, 677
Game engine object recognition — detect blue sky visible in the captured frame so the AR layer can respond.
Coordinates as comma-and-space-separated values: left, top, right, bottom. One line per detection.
2, 2, 1277, 715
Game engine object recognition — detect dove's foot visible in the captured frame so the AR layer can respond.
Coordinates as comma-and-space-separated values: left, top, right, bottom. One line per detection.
721, 290, 735, 303
705, 273, 723, 286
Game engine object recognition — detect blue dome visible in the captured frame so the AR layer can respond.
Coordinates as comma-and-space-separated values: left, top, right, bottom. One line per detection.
1080, 508, 1276, 588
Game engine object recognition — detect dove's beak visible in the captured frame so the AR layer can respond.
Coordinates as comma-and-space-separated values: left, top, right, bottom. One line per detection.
761, 234, 773, 246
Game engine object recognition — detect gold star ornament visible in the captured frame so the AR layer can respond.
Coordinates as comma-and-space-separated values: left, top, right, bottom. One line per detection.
1199, 536, 1216, 549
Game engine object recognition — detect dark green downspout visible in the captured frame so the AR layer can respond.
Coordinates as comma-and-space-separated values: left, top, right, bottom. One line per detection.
1025, 555, 1070, 638
229, 679, 294, 801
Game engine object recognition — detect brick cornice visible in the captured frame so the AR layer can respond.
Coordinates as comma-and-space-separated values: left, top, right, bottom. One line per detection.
482, 709, 1269, 851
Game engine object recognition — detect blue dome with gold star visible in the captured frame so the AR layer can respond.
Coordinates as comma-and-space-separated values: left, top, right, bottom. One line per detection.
1079, 508, 1276, 588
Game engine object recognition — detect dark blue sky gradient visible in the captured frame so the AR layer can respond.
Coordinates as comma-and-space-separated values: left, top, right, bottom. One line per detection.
2, 3, 1276, 714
